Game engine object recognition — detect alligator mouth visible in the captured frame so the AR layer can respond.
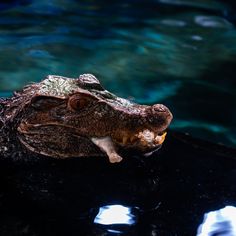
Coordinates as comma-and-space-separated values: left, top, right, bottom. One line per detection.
114, 129, 167, 151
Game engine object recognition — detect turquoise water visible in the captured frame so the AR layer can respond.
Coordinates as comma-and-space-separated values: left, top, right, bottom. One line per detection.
0, 0, 235, 147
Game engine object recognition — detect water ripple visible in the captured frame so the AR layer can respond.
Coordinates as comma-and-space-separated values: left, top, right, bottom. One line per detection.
195, 15, 233, 28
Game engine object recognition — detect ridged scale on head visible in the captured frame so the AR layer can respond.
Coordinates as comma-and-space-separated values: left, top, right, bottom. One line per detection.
39, 75, 78, 97
37, 74, 138, 116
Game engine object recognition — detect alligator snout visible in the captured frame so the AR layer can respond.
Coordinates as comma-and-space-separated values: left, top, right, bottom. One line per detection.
108, 102, 172, 157
152, 104, 169, 112
149, 104, 173, 131
129, 103, 172, 133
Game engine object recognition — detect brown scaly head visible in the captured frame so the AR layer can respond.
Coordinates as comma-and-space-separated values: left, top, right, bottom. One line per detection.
3, 74, 172, 163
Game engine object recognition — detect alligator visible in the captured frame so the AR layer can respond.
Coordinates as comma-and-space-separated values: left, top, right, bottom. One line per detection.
0, 74, 172, 163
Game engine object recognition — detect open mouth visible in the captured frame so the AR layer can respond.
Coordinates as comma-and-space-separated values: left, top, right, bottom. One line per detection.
136, 129, 167, 147
116, 129, 167, 150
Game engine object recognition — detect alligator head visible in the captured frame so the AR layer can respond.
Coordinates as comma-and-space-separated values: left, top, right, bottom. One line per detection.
5, 74, 172, 163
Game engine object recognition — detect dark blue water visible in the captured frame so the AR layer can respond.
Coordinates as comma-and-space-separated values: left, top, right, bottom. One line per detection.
0, 0, 235, 147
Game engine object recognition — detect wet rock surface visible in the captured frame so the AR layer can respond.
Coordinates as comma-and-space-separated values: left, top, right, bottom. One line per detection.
0, 131, 235, 235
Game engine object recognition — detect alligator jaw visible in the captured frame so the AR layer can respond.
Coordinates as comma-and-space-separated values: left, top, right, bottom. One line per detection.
113, 128, 167, 150
109, 103, 172, 153
124, 129, 167, 147
91, 130, 167, 163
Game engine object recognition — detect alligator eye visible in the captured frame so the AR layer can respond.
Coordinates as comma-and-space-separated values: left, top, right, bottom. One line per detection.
68, 94, 96, 111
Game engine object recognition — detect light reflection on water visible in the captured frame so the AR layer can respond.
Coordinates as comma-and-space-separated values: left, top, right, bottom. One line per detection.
94, 205, 136, 226
197, 206, 236, 236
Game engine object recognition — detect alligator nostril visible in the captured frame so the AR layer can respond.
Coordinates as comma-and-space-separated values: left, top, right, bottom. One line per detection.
152, 104, 167, 113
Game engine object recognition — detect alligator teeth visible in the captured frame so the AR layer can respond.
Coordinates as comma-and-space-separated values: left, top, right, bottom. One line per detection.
119, 129, 167, 147
135, 129, 167, 146
135, 129, 155, 146
122, 135, 128, 145
138, 129, 155, 142
155, 132, 167, 145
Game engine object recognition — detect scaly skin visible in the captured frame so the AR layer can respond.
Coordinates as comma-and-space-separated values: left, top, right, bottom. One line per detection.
0, 74, 172, 163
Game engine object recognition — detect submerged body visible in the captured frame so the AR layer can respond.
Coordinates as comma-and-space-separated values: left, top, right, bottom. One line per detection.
0, 74, 172, 163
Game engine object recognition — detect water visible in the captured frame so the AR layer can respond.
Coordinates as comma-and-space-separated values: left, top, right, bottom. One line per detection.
0, 0, 235, 147
197, 206, 236, 236
94, 205, 136, 225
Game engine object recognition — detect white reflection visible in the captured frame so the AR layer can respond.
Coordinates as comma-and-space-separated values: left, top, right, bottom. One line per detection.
197, 206, 236, 236
94, 205, 136, 225
194, 16, 232, 28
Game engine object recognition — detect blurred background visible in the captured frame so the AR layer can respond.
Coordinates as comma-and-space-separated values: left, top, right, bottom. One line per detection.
0, 0, 235, 147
